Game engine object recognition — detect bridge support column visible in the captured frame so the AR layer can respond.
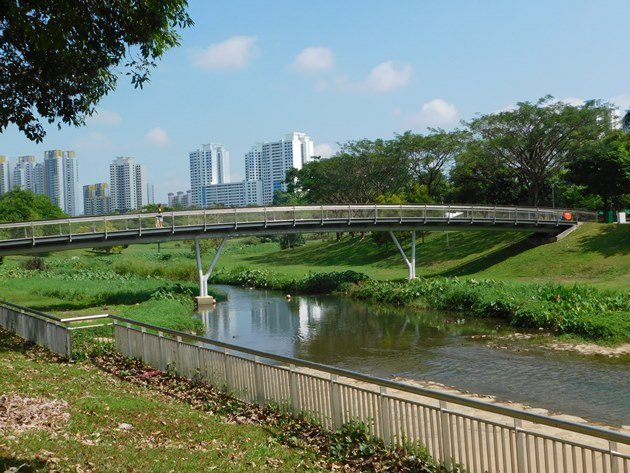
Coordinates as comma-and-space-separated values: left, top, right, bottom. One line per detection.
389, 231, 416, 280
194, 237, 227, 307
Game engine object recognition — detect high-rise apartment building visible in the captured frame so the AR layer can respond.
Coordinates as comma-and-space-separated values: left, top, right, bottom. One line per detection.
83, 183, 111, 216
109, 157, 146, 213
146, 183, 155, 206
12, 156, 44, 195
203, 181, 263, 208
43, 150, 78, 216
0, 156, 10, 195
167, 190, 191, 208
189, 144, 230, 207
245, 132, 314, 204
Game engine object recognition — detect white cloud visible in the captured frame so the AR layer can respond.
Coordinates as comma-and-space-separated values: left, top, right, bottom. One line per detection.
314, 143, 335, 159
145, 127, 170, 147
406, 99, 459, 129
73, 132, 113, 150
361, 61, 412, 93
291, 47, 334, 73
193, 36, 258, 70
86, 108, 122, 125
559, 96, 585, 107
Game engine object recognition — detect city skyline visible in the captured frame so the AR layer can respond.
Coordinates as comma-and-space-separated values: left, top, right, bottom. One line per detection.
1, 1, 629, 203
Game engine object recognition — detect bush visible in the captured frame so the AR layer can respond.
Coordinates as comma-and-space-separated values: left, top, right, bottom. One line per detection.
23, 257, 47, 271
298, 271, 369, 294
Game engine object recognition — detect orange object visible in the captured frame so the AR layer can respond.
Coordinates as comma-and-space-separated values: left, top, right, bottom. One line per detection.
563, 212, 573, 220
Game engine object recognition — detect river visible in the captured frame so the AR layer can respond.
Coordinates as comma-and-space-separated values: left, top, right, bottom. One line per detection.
195, 285, 630, 426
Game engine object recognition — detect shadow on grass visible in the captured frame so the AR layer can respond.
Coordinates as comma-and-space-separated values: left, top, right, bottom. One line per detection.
0, 457, 47, 472
242, 231, 527, 270
575, 225, 630, 257
430, 239, 535, 277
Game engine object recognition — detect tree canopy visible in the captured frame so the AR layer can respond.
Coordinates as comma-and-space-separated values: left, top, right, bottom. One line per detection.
0, 188, 67, 222
0, 0, 192, 142
466, 96, 614, 206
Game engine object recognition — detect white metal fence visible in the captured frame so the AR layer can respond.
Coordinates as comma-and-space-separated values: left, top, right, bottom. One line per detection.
2, 303, 627, 473
0, 302, 72, 358
113, 318, 629, 473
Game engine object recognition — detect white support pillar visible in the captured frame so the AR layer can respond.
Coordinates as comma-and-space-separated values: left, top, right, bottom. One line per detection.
194, 237, 228, 306
389, 231, 416, 280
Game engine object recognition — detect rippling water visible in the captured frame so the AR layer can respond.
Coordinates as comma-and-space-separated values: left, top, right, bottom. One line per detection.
195, 285, 630, 426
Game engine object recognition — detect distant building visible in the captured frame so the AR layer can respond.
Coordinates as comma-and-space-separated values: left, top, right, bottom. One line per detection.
146, 183, 155, 205
0, 156, 10, 195
109, 157, 146, 213
203, 180, 263, 208
167, 190, 191, 208
246, 132, 314, 204
12, 156, 43, 195
189, 144, 230, 207
83, 183, 111, 216
43, 150, 79, 216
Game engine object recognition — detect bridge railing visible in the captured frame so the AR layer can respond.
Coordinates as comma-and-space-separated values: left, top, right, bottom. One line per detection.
0, 205, 598, 243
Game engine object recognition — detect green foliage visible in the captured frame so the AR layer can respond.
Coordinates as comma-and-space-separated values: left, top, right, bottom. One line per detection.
0, 188, 66, 222
91, 245, 128, 255
23, 257, 47, 271
278, 233, 306, 249
349, 278, 630, 343
0, 0, 193, 142
298, 270, 369, 294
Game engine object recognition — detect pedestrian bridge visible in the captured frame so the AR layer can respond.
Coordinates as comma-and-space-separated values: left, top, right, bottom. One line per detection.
0, 204, 590, 256
0, 204, 593, 291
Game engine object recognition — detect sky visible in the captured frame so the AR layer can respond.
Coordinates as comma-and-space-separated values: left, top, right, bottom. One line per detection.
1, 0, 630, 204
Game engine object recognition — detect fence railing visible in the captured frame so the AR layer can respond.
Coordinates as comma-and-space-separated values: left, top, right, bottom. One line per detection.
0, 301, 72, 358
0, 205, 597, 250
1, 303, 627, 473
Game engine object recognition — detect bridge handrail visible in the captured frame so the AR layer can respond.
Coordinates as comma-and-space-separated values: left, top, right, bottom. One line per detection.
0, 204, 598, 229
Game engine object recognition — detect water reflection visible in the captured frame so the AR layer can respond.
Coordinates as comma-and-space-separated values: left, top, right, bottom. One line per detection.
196, 285, 630, 426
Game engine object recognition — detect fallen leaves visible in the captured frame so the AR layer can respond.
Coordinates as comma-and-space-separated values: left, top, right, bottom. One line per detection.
0, 394, 69, 434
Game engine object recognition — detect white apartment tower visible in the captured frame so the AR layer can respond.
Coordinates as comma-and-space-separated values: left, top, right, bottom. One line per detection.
109, 157, 146, 213
0, 156, 10, 195
12, 155, 44, 195
43, 150, 79, 216
246, 132, 314, 204
189, 144, 230, 207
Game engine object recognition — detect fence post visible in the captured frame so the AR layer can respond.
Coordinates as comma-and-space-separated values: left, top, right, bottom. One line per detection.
158, 331, 165, 371
64, 321, 72, 360
515, 418, 526, 473
224, 348, 233, 393
289, 364, 299, 413
141, 328, 148, 364
610, 441, 619, 473
380, 386, 392, 445
175, 335, 183, 376
330, 374, 342, 429
254, 356, 264, 406
439, 400, 452, 469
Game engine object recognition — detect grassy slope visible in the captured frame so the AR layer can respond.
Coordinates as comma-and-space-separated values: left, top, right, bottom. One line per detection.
209, 224, 629, 290
0, 332, 316, 472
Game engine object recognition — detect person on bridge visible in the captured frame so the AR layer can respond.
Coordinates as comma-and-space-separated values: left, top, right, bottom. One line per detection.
156, 204, 164, 228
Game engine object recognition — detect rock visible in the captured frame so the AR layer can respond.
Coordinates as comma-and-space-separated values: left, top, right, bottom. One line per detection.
117, 423, 133, 431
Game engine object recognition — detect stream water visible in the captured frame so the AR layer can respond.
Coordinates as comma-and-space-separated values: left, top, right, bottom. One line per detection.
195, 285, 630, 426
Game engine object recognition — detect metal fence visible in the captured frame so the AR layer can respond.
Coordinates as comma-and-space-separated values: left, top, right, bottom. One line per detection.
0, 301, 72, 358
113, 317, 629, 473
1, 303, 628, 473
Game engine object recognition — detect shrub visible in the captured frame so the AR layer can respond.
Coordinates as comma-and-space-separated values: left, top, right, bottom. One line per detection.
23, 257, 47, 271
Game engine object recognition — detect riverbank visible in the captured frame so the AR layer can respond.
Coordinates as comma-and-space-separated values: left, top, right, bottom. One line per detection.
0, 223, 627, 344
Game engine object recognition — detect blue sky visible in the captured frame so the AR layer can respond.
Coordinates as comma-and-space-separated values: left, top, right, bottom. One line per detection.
1, 0, 630, 204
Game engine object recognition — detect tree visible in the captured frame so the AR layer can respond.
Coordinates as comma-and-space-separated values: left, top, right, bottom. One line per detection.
395, 128, 468, 201
1, 0, 192, 142
0, 188, 67, 222
290, 138, 411, 204
568, 131, 630, 215
467, 96, 615, 206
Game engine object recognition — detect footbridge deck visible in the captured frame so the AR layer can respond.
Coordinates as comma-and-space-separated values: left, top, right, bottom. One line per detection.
0, 204, 592, 256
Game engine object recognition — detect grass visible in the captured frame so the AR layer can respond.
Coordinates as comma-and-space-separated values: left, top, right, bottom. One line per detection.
0, 330, 318, 472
